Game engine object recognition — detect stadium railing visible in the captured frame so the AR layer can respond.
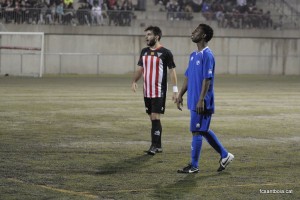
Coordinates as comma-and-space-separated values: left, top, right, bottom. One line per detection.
0, 8, 299, 30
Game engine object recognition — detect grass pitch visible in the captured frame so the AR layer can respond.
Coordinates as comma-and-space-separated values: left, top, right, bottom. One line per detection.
0, 74, 299, 200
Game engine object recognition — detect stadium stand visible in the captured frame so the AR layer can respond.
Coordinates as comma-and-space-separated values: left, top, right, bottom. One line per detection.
0, 0, 298, 29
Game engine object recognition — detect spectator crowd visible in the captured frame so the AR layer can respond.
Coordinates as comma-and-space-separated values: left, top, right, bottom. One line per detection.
0, 0, 276, 29
0, 0, 138, 26
156, 0, 275, 29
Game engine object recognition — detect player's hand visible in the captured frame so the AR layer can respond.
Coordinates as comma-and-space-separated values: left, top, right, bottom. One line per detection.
175, 95, 183, 111
196, 100, 205, 114
131, 82, 138, 92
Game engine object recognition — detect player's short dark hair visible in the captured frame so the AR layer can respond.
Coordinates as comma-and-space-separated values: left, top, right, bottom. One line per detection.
199, 24, 214, 42
144, 26, 162, 41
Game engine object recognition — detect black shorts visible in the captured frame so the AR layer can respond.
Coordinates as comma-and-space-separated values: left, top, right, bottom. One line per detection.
144, 97, 166, 114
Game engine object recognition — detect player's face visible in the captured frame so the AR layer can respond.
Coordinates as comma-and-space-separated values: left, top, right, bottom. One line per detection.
145, 30, 157, 47
191, 26, 205, 43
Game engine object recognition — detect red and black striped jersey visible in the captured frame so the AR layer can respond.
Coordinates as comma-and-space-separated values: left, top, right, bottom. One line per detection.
138, 46, 176, 98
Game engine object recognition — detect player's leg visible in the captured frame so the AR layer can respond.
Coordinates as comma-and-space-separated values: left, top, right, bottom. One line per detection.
178, 112, 208, 173
147, 97, 165, 155
191, 132, 203, 169
203, 129, 228, 158
144, 97, 155, 154
202, 129, 234, 171
152, 97, 165, 151
189, 113, 210, 170
147, 112, 161, 155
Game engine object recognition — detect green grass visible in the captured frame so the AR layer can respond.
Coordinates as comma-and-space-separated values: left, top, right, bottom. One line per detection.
0, 74, 299, 200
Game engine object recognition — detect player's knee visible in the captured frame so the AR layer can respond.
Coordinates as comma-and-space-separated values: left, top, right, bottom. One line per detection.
150, 113, 160, 120
192, 131, 207, 136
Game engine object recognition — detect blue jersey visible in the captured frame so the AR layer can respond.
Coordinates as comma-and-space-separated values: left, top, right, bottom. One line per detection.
184, 47, 215, 114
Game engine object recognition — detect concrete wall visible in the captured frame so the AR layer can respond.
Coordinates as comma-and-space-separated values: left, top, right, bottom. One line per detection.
1, 25, 299, 76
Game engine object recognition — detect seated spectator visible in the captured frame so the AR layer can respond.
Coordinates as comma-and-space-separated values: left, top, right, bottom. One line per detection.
56, 2, 64, 24
92, 3, 104, 25
3, 0, 14, 23
107, 0, 120, 26
215, 10, 225, 27
166, 0, 179, 20
63, 3, 75, 25
76, 2, 92, 25
191, 0, 202, 12
64, 0, 73, 6
262, 10, 273, 28
45, 4, 54, 24
179, 0, 194, 20
236, 0, 247, 13
201, 0, 213, 20
13, 1, 22, 24
119, 0, 134, 26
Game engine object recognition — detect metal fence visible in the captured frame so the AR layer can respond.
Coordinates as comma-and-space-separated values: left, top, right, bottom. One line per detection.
0, 8, 299, 29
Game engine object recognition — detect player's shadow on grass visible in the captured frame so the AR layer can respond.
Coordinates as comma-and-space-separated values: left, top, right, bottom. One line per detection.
152, 172, 229, 199
95, 154, 153, 175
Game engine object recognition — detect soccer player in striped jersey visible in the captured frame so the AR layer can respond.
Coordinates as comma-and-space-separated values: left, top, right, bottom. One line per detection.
132, 26, 178, 155
176, 24, 234, 173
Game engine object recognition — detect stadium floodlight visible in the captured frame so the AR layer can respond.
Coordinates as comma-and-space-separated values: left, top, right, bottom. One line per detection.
0, 32, 44, 77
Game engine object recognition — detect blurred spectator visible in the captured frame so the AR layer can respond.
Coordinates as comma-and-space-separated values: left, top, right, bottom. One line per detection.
201, 0, 213, 20
215, 10, 225, 27
13, 1, 22, 24
236, 0, 248, 13
63, 3, 75, 25
247, 0, 255, 6
191, 0, 202, 12
136, 0, 146, 11
166, 0, 179, 20
56, 2, 64, 23
177, 0, 193, 20
92, 2, 104, 25
45, 4, 54, 24
119, 0, 134, 26
107, 0, 119, 25
77, 2, 92, 25
3, 0, 14, 23
182, 0, 193, 20
64, 0, 73, 6
262, 10, 273, 28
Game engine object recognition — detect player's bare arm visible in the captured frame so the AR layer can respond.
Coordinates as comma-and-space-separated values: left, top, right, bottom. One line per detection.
169, 68, 178, 102
176, 77, 188, 111
131, 66, 143, 92
196, 78, 211, 114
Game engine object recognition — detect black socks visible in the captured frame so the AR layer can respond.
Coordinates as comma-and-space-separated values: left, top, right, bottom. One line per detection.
151, 119, 162, 148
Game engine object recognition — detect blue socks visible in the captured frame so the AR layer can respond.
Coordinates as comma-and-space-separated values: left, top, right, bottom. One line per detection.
203, 129, 228, 158
191, 135, 203, 168
190, 130, 228, 168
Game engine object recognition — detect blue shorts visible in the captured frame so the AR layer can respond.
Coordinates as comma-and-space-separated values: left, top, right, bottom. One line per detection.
190, 111, 212, 132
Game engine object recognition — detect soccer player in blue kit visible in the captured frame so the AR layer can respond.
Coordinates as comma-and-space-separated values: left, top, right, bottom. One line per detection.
176, 24, 234, 173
